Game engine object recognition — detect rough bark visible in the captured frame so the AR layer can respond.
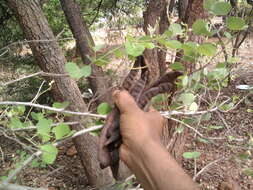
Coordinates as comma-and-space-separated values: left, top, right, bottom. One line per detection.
143, 0, 189, 164
143, 0, 170, 82
60, 0, 111, 104
7, 0, 113, 187
177, 0, 208, 71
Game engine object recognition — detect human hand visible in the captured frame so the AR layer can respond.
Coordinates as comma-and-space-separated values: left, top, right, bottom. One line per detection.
112, 90, 165, 166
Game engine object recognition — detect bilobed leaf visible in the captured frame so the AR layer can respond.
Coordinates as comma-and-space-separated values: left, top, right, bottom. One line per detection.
52, 123, 71, 140
183, 151, 201, 159
224, 31, 232, 39
143, 42, 155, 49
163, 40, 182, 49
37, 118, 53, 143
176, 126, 184, 133
40, 144, 58, 164
52, 101, 70, 109
65, 62, 82, 79
182, 75, 188, 87
13, 106, 26, 115
125, 40, 145, 57
178, 93, 196, 105
97, 102, 112, 115
201, 113, 212, 121
169, 23, 184, 36
204, 0, 217, 11
212, 2, 231, 16
31, 112, 44, 121
226, 17, 247, 30
169, 62, 185, 71
189, 102, 198, 111
207, 68, 229, 80
80, 65, 92, 77
197, 43, 217, 56
151, 94, 167, 103
10, 117, 24, 129
192, 19, 212, 36
114, 48, 124, 58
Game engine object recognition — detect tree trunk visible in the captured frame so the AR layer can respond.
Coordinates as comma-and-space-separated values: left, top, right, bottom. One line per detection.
143, 0, 170, 82
7, 0, 113, 187
60, 0, 111, 104
143, 0, 188, 164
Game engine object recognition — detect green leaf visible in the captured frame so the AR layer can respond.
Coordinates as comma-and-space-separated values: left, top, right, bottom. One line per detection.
37, 118, 53, 143
143, 42, 155, 49
224, 31, 232, 39
204, 0, 217, 11
219, 102, 234, 111
243, 168, 253, 177
52, 101, 70, 109
31, 112, 44, 121
183, 151, 201, 159
176, 126, 184, 133
207, 125, 224, 130
10, 117, 24, 129
197, 137, 209, 144
189, 102, 198, 111
197, 43, 217, 57
169, 23, 184, 36
40, 144, 58, 164
227, 57, 240, 63
207, 68, 229, 80
169, 62, 185, 71
151, 94, 167, 103
80, 65, 92, 77
12, 106, 26, 115
65, 62, 83, 79
178, 93, 196, 105
93, 58, 109, 66
125, 40, 145, 57
181, 75, 188, 87
212, 2, 231, 16
163, 40, 182, 49
226, 17, 247, 31
192, 19, 212, 36
182, 42, 199, 62
114, 48, 124, 58
97, 102, 112, 115
201, 113, 212, 121
52, 123, 71, 140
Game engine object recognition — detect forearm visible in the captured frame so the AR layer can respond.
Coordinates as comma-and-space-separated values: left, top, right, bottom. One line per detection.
129, 141, 199, 190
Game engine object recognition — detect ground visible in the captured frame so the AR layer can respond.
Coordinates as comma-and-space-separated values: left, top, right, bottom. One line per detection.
0, 32, 253, 190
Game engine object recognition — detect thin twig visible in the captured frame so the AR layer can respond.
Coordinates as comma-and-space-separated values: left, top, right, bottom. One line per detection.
3, 125, 103, 184
0, 38, 74, 52
1, 72, 68, 87
11, 121, 80, 131
0, 101, 106, 119
167, 117, 224, 140
193, 157, 224, 181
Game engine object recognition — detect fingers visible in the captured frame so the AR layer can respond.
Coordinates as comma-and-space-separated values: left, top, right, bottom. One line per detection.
113, 90, 141, 114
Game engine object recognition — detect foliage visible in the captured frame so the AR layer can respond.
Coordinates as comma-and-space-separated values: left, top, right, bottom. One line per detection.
1, 0, 253, 187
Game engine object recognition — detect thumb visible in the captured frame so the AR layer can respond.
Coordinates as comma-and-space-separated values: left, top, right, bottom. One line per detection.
113, 90, 141, 114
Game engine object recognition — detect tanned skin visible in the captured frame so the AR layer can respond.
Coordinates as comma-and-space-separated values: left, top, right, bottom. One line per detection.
113, 90, 199, 190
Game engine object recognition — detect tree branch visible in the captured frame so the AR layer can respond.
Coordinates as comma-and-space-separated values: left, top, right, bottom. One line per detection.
0, 101, 106, 118
2, 125, 103, 184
